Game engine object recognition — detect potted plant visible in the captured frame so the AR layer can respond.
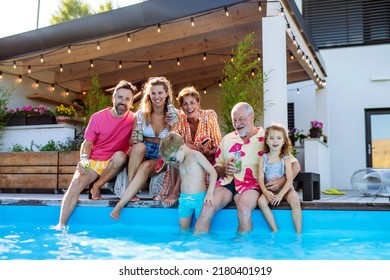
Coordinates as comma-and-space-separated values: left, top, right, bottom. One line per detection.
55, 104, 78, 124
289, 128, 306, 146
21, 104, 56, 125
309, 120, 323, 138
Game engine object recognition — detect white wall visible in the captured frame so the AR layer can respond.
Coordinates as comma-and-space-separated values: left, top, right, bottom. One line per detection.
289, 44, 390, 189
324, 44, 390, 189
0, 73, 81, 112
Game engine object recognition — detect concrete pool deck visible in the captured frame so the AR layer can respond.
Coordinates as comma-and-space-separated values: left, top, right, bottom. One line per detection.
1, 189, 389, 210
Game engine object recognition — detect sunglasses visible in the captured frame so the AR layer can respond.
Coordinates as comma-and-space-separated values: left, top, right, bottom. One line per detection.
164, 149, 179, 163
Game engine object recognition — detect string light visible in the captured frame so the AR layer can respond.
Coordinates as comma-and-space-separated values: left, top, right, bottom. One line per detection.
35, 80, 39, 87
18, 75, 22, 82
176, 58, 180, 66
1, 2, 325, 96
66, 89, 69, 96
251, 69, 255, 76
0, 71, 2, 79
296, 88, 300, 94
218, 80, 222, 87
51, 84, 55, 91
279, 7, 284, 17
90, 60, 94, 68
28, 65, 32, 73
203, 88, 207, 94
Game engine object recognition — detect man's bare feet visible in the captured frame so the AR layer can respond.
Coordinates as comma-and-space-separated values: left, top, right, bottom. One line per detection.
90, 186, 102, 200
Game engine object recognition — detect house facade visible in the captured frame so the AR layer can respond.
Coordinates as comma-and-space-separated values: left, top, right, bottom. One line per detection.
1, 0, 389, 190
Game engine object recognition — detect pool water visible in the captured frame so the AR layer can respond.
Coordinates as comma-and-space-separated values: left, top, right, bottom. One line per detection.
1, 206, 390, 260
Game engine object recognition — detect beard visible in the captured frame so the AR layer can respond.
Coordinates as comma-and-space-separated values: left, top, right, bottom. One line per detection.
114, 104, 128, 116
236, 126, 248, 137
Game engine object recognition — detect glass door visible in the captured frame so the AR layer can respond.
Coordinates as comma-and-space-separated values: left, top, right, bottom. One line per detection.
365, 108, 390, 167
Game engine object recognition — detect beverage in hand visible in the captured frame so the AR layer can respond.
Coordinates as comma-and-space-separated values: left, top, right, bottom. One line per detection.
167, 104, 178, 125
234, 150, 242, 173
135, 120, 143, 142
81, 150, 90, 172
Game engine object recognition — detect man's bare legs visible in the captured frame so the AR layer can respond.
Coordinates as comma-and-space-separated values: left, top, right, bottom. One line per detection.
89, 151, 128, 200
110, 159, 158, 220
54, 170, 99, 229
194, 187, 233, 233
234, 189, 259, 233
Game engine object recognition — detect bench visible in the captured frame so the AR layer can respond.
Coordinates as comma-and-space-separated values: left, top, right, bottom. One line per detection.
294, 172, 321, 201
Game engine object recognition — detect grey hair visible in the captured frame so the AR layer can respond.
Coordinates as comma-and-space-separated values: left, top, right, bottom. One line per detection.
231, 102, 254, 118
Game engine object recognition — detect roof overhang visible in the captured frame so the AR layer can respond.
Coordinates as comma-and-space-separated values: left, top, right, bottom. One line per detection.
0, 0, 326, 95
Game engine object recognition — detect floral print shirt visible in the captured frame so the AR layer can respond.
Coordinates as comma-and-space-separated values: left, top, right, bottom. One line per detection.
214, 127, 265, 194
174, 109, 222, 152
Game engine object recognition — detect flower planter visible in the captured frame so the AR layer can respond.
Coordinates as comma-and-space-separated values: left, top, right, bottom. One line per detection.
56, 116, 83, 126
6, 116, 26, 126
309, 129, 321, 138
26, 115, 57, 125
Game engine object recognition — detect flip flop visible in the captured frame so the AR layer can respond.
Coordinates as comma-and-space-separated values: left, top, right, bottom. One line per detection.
322, 189, 346, 195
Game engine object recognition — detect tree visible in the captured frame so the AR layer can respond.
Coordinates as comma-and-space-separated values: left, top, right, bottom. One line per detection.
50, 0, 113, 24
83, 75, 112, 125
219, 32, 266, 134
0, 86, 14, 148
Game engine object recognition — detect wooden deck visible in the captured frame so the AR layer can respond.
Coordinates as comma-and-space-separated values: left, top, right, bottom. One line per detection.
0, 189, 389, 210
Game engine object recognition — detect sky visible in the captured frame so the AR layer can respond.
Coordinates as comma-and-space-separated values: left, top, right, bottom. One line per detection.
0, 0, 142, 39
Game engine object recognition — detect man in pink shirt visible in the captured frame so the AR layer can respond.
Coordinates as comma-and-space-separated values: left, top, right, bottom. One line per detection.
54, 80, 137, 229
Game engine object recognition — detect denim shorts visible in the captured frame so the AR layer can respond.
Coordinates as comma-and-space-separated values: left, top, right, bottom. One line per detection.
144, 140, 160, 160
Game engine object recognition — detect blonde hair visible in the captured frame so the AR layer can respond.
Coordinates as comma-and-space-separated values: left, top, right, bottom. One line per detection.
263, 123, 292, 158
177, 86, 200, 108
140, 76, 173, 124
159, 132, 184, 159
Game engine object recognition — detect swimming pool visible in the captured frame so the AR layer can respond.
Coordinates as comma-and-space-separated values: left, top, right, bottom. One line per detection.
1, 205, 390, 260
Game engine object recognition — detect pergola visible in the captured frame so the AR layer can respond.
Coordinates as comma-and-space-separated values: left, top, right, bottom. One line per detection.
0, 0, 326, 98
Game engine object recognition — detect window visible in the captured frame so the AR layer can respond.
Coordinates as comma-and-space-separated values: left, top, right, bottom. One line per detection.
303, 0, 390, 48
